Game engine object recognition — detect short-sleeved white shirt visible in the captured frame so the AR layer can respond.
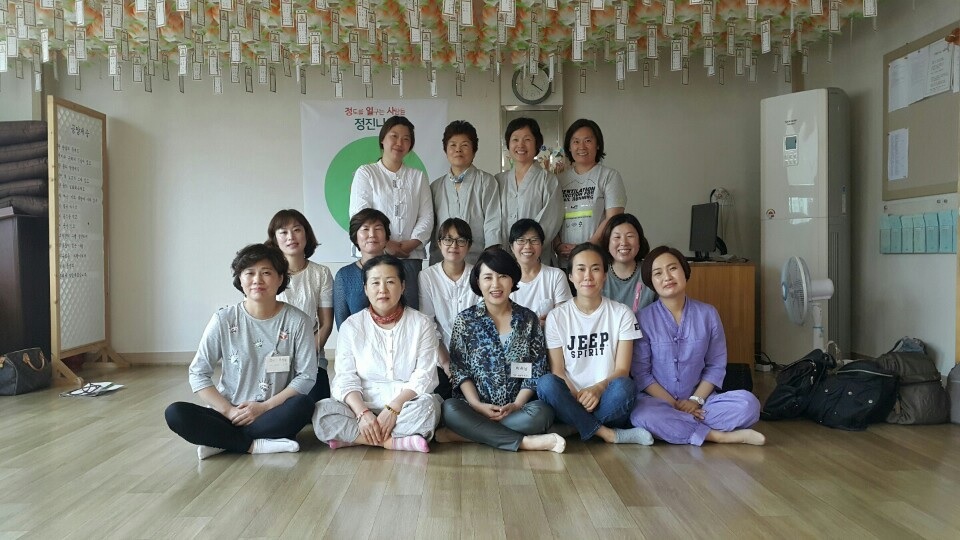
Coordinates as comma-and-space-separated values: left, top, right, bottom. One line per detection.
545, 297, 642, 391
277, 261, 333, 334
418, 262, 480, 348
510, 265, 573, 318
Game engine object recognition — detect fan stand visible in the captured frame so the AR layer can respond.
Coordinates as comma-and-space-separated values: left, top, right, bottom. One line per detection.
811, 302, 826, 351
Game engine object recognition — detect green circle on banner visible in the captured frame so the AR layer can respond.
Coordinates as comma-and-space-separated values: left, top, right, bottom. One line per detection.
324, 137, 429, 231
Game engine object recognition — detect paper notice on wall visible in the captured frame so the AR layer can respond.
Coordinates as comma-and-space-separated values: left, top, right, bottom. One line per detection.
925, 39, 952, 98
953, 44, 960, 93
907, 48, 927, 105
888, 56, 908, 112
887, 128, 908, 181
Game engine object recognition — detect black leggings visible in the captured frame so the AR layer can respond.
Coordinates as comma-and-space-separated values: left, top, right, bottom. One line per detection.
164, 393, 314, 453
307, 367, 331, 402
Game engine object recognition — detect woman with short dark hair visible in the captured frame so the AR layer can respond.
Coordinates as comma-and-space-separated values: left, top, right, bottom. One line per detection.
314, 255, 441, 453
419, 218, 480, 398
496, 117, 563, 265
555, 119, 627, 268
600, 213, 656, 312
164, 244, 318, 460
507, 219, 572, 325
630, 246, 764, 446
430, 120, 502, 265
333, 208, 391, 329
536, 243, 653, 446
265, 209, 333, 401
435, 248, 565, 453
349, 115, 434, 309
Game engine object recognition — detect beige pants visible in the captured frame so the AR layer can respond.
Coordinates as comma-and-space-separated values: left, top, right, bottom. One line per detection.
313, 393, 442, 442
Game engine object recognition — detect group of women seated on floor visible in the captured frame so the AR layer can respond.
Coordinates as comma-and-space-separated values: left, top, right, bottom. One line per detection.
164, 116, 765, 460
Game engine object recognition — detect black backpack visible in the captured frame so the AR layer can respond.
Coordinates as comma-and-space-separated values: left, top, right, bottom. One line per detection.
805, 360, 899, 431
761, 349, 836, 420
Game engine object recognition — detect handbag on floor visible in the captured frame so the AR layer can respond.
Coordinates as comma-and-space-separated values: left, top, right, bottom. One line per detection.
804, 360, 899, 431
0, 348, 52, 396
760, 349, 836, 420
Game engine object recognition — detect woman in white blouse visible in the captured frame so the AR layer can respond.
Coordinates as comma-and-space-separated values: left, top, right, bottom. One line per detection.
508, 219, 573, 325
419, 217, 480, 398
349, 116, 434, 309
313, 255, 441, 453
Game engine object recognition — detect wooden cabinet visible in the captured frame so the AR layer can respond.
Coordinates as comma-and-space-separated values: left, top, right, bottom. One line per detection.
0, 208, 50, 356
686, 261, 756, 366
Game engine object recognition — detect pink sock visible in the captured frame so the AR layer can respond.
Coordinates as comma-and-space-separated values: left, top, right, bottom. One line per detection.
389, 435, 430, 453
327, 439, 356, 449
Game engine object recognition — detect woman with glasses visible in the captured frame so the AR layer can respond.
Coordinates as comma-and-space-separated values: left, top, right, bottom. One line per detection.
349, 116, 434, 309
435, 248, 565, 453
334, 209, 390, 329
508, 219, 572, 325
314, 255, 441, 453
419, 218, 481, 398
165, 244, 318, 460
496, 117, 563, 265
430, 120, 502, 265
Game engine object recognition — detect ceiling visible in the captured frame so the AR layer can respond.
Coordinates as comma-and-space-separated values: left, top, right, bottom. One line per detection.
2, 0, 878, 83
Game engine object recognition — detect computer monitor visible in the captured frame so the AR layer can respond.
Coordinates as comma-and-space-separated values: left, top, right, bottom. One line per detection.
689, 202, 720, 261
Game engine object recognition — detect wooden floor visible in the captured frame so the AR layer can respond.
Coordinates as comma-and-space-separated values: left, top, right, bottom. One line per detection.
2, 365, 960, 539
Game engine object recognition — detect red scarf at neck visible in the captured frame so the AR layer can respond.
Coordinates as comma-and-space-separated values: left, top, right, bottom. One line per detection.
369, 305, 404, 326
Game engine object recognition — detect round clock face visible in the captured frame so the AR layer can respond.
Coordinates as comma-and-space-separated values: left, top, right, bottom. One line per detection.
512, 64, 552, 105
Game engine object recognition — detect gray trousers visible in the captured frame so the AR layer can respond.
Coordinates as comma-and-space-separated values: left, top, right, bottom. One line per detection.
313, 393, 442, 443
441, 398, 554, 451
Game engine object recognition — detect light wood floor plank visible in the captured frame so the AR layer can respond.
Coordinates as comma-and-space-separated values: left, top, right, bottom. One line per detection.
533, 472, 599, 539
460, 465, 506, 539
321, 459, 394, 539
499, 484, 552, 540
369, 494, 422, 539
278, 475, 351, 539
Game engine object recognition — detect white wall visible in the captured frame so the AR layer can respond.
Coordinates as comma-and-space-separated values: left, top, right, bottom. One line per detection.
46, 44, 791, 362
802, 0, 959, 372
0, 73, 39, 120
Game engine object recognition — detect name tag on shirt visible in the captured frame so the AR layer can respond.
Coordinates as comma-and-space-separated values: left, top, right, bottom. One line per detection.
265, 355, 291, 373
510, 362, 532, 379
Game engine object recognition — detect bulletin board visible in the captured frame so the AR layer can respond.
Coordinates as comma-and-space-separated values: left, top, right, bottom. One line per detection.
882, 22, 959, 201
47, 97, 125, 385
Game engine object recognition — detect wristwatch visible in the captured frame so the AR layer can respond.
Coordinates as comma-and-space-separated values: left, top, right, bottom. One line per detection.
688, 395, 705, 406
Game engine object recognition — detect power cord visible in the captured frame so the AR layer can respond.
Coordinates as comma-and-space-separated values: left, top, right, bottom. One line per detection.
754, 351, 779, 372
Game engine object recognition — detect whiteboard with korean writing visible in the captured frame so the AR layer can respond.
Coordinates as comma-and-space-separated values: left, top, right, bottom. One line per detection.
48, 97, 108, 355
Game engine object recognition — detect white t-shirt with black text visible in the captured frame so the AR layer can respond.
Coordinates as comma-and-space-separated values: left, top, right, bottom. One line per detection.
545, 297, 642, 391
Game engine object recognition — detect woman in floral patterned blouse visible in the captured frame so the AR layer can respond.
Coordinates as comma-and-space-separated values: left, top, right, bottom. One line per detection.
434, 247, 566, 453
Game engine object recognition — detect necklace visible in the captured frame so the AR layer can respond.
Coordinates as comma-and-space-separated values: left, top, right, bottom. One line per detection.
369, 305, 404, 326
288, 259, 307, 275
612, 263, 637, 281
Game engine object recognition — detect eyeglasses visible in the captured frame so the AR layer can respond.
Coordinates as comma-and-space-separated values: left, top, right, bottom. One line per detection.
440, 236, 469, 247
514, 237, 542, 246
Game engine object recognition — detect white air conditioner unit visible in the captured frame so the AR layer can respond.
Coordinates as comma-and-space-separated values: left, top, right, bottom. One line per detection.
760, 88, 851, 364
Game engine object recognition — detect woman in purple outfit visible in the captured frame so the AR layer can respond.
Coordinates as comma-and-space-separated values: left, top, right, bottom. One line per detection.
629, 246, 765, 446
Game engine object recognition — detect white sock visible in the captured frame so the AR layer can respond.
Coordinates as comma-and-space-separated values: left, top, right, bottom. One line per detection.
250, 438, 300, 455
197, 445, 226, 460
613, 427, 654, 446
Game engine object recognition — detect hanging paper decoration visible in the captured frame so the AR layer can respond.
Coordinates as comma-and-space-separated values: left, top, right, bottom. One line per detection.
2, 0, 882, 92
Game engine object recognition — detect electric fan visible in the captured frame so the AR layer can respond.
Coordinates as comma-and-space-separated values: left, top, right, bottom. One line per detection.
781, 256, 835, 351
